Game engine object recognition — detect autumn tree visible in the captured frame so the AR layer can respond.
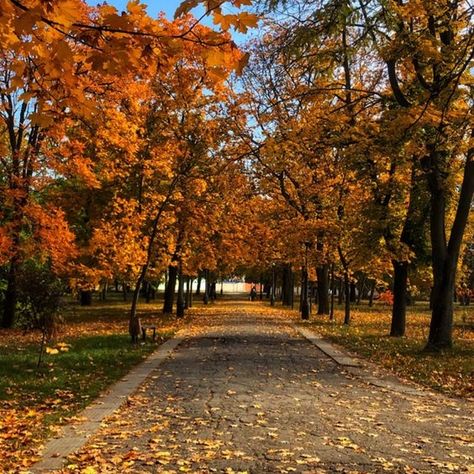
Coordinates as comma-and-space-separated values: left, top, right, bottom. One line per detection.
0, 0, 255, 328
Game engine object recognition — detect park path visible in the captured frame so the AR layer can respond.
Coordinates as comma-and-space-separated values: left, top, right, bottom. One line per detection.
61, 301, 473, 473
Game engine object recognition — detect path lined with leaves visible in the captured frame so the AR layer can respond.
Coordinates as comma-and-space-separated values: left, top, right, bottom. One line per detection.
64, 302, 473, 473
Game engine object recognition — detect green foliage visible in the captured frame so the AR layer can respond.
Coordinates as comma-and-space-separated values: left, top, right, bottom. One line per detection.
16, 261, 66, 332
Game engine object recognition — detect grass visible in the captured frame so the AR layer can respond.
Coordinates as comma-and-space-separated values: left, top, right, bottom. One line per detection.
0, 334, 165, 419
0, 294, 181, 471
298, 302, 474, 399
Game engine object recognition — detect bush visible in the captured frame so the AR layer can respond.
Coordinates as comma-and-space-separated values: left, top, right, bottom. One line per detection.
16, 262, 66, 367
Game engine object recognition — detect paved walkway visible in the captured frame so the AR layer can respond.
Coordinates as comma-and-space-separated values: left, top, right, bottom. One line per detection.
42, 303, 474, 473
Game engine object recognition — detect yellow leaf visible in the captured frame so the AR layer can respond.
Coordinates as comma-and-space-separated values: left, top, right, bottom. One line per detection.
236, 52, 249, 76
45, 347, 59, 355
81, 467, 97, 474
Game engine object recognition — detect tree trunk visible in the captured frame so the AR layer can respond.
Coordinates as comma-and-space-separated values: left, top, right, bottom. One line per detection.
187, 278, 193, 308
368, 280, 376, 307
163, 264, 178, 314
350, 282, 357, 303
316, 264, 330, 314
195, 273, 202, 295
282, 264, 292, 305
129, 181, 179, 342
338, 278, 343, 305
425, 153, 474, 350
203, 269, 209, 304
185, 277, 190, 309
330, 263, 335, 320
129, 280, 143, 344
290, 271, 295, 309
2, 259, 18, 328
176, 265, 185, 318
80, 290, 92, 306
390, 161, 424, 337
427, 267, 456, 350
343, 272, 350, 325
301, 266, 310, 320
145, 281, 152, 303
390, 260, 408, 337
356, 275, 366, 305
100, 282, 108, 301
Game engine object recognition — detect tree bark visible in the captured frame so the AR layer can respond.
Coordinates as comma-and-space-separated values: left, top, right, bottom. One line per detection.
368, 279, 376, 307
338, 278, 343, 305
80, 290, 92, 306
2, 259, 18, 328
282, 264, 292, 305
184, 277, 190, 309
390, 260, 408, 336
187, 278, 193, 308
316, 264, 330, 314
343, 272, 350, 325
356, 275, 366, 305
176, 264, 185, 318
330, 263, 335, 320
163, 264, 178, 314
301, 266, 310, 320
350, 282, 357, 303
195, 273, 202, 295
203, 269, 209, 304
426, 153, 474, 350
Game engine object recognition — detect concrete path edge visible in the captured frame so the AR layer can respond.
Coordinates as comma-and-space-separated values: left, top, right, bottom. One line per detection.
30, 332, 186, 473
293, 323, 432, 397
292, 324, 362, 367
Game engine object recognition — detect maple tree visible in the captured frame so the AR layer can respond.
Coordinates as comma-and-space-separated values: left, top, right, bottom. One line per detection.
0, 0, 255, 330
243, 0, 473, 350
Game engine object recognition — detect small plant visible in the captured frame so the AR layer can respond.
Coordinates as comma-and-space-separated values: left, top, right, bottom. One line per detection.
16, 261, 66, 369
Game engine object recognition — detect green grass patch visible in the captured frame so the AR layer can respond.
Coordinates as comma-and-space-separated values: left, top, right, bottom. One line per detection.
0, 332, 172, 424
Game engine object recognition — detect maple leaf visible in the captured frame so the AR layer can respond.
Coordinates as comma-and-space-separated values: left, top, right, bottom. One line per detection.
174, 0, 200, 18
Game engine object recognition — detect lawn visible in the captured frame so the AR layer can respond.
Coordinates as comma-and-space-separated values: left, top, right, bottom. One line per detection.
296, 302, 474, 399
0, 295, 181, 472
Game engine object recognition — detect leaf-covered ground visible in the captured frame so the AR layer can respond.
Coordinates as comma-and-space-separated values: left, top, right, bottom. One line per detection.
57, 300, 473, 473
296, 303, 473, 399
0, 297, 181, 472
4, 298, 474, 472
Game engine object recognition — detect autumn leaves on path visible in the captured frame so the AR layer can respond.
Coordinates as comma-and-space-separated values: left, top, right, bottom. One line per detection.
63, 302, 473, 473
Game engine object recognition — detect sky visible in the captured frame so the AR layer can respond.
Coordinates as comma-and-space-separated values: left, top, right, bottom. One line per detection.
87, 0, 255, 45
95, 0, 188, 20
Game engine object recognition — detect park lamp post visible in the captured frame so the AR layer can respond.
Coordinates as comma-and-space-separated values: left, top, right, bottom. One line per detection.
270, 262, 276, 306
301, 241, 310, 320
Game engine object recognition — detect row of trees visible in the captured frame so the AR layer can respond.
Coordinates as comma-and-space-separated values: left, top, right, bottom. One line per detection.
240, 0, 474, 350
0, 0, 260, 340
0, 0, 472, 352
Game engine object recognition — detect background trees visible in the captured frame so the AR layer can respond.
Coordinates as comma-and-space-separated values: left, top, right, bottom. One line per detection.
0, 0, 472, 352
241, 0, 473, 349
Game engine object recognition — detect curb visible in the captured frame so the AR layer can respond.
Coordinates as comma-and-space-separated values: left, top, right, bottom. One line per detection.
293, 324, 431, 397
292, 324, 362, 367
30, 333, 186, 473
